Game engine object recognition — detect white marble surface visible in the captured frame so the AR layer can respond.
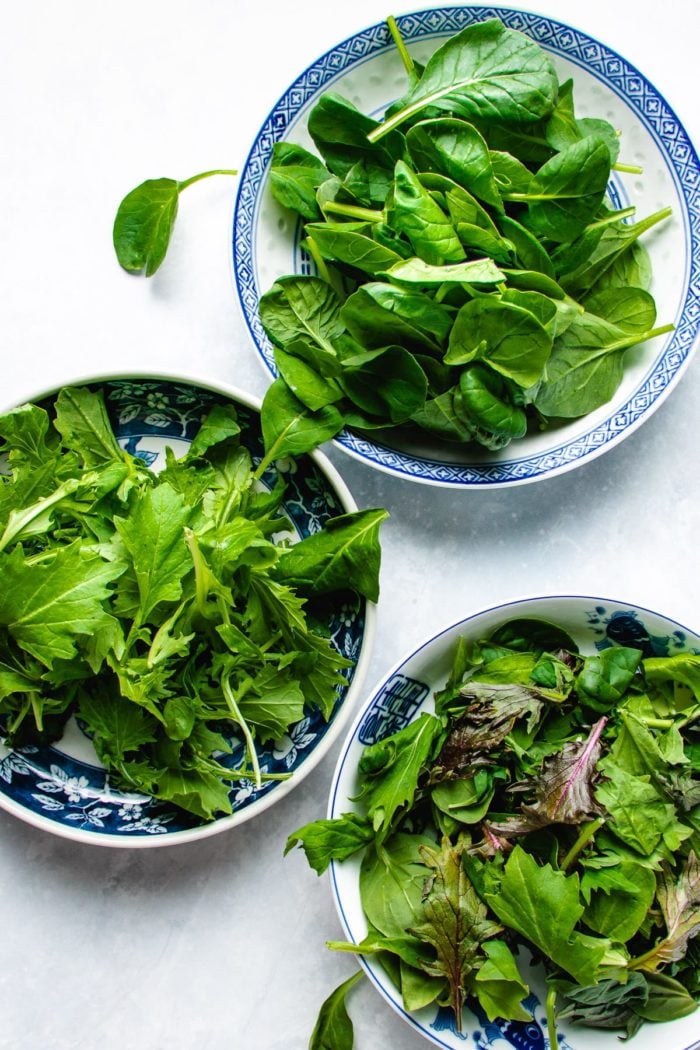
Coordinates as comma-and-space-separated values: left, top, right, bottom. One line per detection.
0, 2, 699, 1047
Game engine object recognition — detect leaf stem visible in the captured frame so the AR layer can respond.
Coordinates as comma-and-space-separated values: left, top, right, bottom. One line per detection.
546, 985, 558, 1050
612, 162, 644, 175
222, 672, 262, 790
561, 817, 604, 871
304, 234, 334, 286
177, 169, 238, 191
386, 15, 415, 78
321, 201, 385, 223
639, 716, 675, 729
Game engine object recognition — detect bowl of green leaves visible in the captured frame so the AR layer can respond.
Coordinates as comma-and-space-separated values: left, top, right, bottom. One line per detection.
287, 594, 700, 1049
0, 374, 385, 846
233, 7, 699, 487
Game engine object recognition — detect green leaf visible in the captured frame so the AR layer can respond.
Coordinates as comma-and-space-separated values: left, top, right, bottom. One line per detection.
456, 365, 527, 447
595, 761, 689, 856
340, 346, 428, 425
54, 386, 128, 468
445, 298, 552, 387
558, 972, 649, 1031
78, 689, 158, 763
239, 672, 305, 743
112, 169, 236, 276
634, 971, 699, 1021
305, 221, 404, 275
0, 543, 124, 668
360, 833, 434, 938
184, 403, 241, 460
521, 135, 612, 243
369, 19, 558, 140
114, 483, 193, 623
259, 378, 345, 466
308, 92, 405, 177
630, 851, 700, 971
406, 118, 503, 210
269, 141, 329, 220
472, 940, 530, 1022
390, 160, 465, 265
309, 971, 364, 1050
357, 713, 442, 833
484, 845, 610, 985
113, 177, 180, 275
411, 837, 502, 1031
381, 255, 504, 287
274, 509, 387, 603
0, 403, 58, 468
151, 765, 233, 820
582, 859, 656, 941
259, 276, 345, 357
285, 813, 375, 874
273, 346, 343, 412
340, 285, 446, 355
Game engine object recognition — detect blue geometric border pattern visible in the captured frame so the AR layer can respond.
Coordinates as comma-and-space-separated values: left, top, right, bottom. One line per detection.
357, 673, 430, 745
232, 5, 700, 487
0, 379, 366, 839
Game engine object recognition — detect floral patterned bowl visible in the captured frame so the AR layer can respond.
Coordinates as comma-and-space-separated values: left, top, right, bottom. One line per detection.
0, 373, 375, 846
328, 595, 700, 1050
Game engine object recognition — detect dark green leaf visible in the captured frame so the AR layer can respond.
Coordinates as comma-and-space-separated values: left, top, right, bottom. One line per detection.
260, 379, 345, 465
269, 141, 329, 219
369, 19, 558, 139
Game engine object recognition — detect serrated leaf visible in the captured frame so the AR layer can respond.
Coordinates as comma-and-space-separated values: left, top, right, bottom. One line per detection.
484, 845, 609, 985
115, 483, 192, 623
0, 544, 124, 668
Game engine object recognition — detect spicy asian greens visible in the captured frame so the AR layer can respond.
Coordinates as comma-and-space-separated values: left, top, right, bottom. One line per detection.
288, 618, 700, 1043
262, 16, 673, 454
0, 385, 385, 820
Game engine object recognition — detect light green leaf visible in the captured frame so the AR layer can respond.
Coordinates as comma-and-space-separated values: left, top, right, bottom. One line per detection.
0, 544, 124, 668
484, 845, 609, 985
114, 483, 192, 623
309, 971, 364, 1050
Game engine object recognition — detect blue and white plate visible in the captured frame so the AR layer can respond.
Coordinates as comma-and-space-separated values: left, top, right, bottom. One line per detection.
0, 374, 375, 847
328, 595, 700, 1049
233, 7, 699, 487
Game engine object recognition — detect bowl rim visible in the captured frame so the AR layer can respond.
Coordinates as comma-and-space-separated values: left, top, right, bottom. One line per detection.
0, 369, 377, 848
326, 592, 700, 1047
231, 4, 700, 489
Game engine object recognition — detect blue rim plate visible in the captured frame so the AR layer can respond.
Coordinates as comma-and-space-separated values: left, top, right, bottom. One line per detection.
0, 372, 376, 847
328, 594, 700, 1049
232, 6, 700, 488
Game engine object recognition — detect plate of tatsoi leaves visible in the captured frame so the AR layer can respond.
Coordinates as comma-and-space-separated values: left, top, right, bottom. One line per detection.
0, 374, 383, 846
287, 595, 700, 1049
233, 7, 699, 487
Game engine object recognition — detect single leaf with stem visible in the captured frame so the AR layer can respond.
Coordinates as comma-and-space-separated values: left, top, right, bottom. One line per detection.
113, 168, 237, 276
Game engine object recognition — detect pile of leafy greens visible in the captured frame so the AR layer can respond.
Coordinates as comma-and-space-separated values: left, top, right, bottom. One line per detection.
288, 618, 700, 1045
0, 385, 386, 821
261, 16, 674, 454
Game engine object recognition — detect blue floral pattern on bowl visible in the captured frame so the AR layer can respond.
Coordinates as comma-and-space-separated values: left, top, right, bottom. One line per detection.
0, 378, 369, 843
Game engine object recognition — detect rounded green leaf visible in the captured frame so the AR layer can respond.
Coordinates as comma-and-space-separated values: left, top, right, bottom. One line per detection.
112, 178, 180, 276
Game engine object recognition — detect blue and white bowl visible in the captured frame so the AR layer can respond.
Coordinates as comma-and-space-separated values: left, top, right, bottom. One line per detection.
0, 373, 375, 847
233, 6, 699, 487
328, 594, 700, 1049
